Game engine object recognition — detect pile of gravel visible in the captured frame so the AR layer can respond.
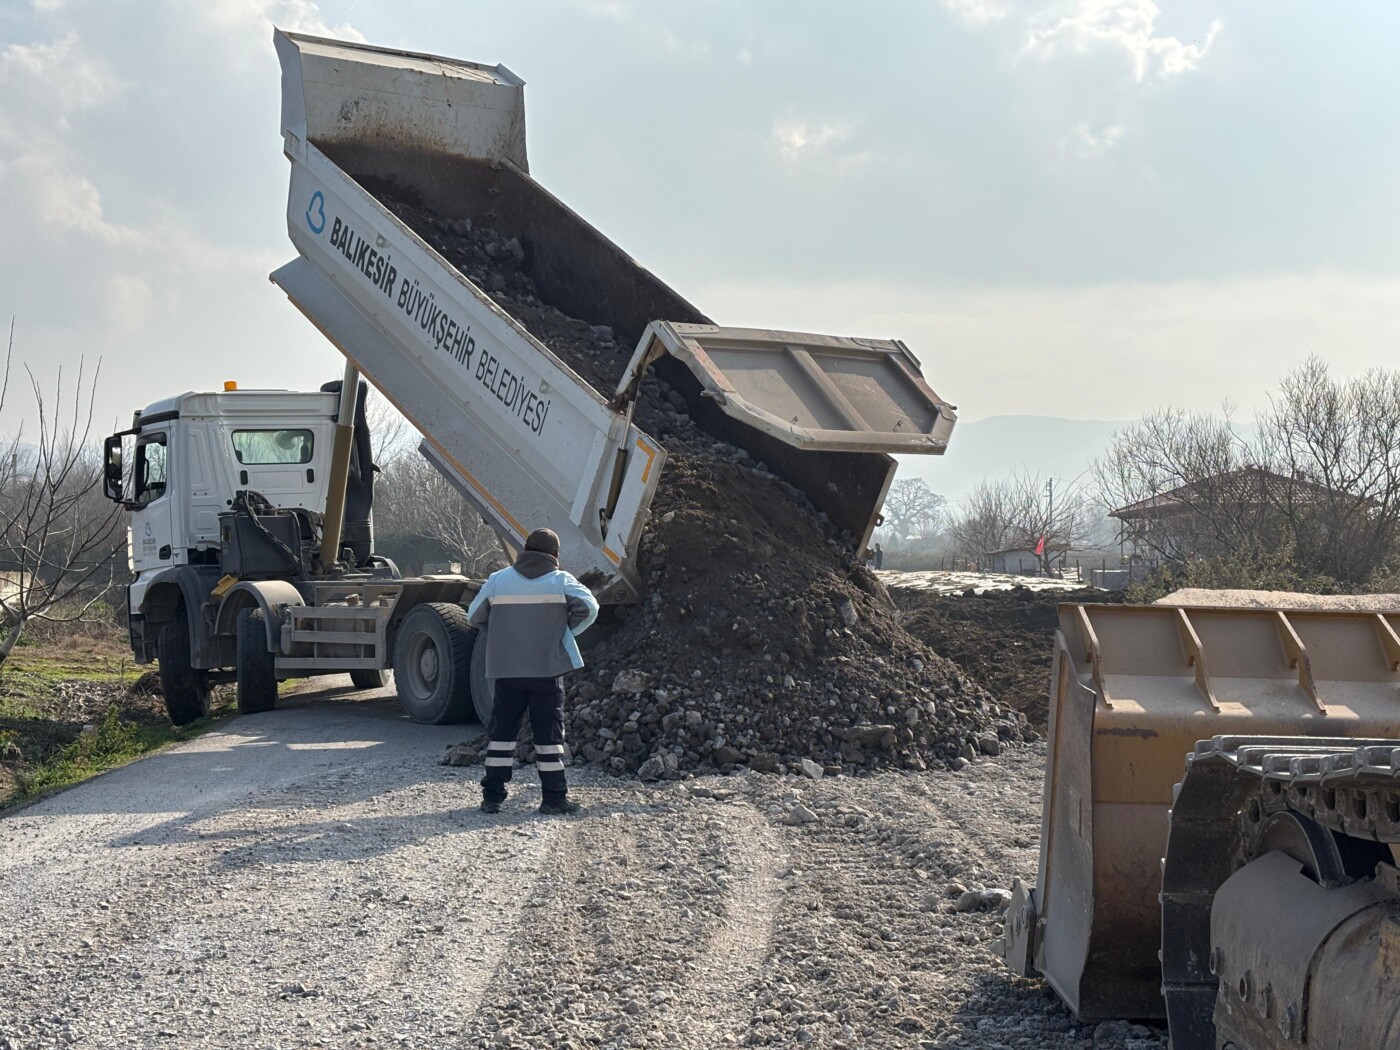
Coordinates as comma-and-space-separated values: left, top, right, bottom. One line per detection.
371, 188, 1031, 776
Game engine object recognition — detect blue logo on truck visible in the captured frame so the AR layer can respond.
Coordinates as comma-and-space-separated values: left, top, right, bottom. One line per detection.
305, 191, 326, 234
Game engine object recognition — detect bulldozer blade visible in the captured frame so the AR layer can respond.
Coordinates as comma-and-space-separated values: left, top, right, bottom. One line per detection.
1024, 602, 1400, 1021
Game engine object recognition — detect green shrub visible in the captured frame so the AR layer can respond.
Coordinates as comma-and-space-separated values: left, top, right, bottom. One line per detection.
1127, 547, 1347, 603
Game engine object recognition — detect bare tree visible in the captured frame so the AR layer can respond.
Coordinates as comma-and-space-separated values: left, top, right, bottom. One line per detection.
948, 469, 1098, 572
1257, 357, 1400, 584
373, 444, 505, 576
0, 322, 125, 665
945, 478, 1016, 559
1095, 406, 1269, 562
364, 388, 415, 465
357, 389, 503, 574
1098, 359, 1400, 587
880, 477, 946, 546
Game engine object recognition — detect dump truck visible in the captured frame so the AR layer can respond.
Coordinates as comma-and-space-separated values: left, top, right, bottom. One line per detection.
999, 598, 1400, 1048
102, 30, 957, 728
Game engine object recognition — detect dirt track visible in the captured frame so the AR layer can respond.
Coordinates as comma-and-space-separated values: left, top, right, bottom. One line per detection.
0, 686, 1165, 1050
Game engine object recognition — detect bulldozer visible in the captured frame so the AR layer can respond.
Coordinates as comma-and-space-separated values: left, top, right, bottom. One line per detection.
999, 593, 1400, 1048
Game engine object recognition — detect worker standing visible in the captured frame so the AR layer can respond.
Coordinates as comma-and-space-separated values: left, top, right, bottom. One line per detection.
467, 528, 600, 815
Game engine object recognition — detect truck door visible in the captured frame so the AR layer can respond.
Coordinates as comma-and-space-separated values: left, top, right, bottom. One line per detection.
130, 431, 174, 571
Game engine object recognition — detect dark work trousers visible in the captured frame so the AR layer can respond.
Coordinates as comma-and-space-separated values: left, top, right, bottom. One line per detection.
481, 676, 568, 804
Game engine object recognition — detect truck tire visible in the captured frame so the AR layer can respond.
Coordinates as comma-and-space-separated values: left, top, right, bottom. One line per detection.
350, 669, 389, 691
470, 630, 495, 726
158, 616, 210, 726
393, 603, 475, 724
236, 609, 278, 715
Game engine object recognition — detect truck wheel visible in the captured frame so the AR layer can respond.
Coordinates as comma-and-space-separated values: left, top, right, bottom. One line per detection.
350, 669, 389, 691
393, 603, 474, 724
470, 630, 495, 726
236, 609, 278, 715
158, 616, 210, 726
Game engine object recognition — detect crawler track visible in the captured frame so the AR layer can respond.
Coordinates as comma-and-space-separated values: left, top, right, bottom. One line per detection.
1162, 735, 1400, 1050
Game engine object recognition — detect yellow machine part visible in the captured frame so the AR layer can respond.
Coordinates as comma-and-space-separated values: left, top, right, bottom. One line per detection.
1003, 602, 1400, 1021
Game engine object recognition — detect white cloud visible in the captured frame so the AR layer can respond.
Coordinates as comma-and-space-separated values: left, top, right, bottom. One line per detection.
1066, 120, 1123, 158
0, 33, 120, 146
771, 120, 870, 169
936, 1, 1221, 159
1024, 1, 1222, 83
774, 121, 844, 161
0, 34, 142, 248
105, 274, 155, 333
941, 0, 1010, 29
180, 0, 364, 42
0, 0, 365, 435
0, 0, 361, 259
169, 0, 364, 71
3, 154, 147, 245
568, 0, 631, 19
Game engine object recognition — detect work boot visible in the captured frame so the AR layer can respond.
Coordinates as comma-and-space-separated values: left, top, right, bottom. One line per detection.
480, 799, 502, 814
538, 798, 582, 816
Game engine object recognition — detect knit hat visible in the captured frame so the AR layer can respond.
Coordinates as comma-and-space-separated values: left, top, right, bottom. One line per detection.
524, 528, 561, 557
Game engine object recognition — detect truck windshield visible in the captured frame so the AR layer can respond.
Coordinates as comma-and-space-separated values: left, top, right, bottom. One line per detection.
232, 429, 315, 465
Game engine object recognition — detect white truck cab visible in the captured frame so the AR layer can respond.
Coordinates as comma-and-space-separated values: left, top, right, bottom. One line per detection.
119, 387, 337, 592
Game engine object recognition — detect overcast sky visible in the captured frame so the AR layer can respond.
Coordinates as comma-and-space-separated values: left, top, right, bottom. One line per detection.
2, 0, 1398, 438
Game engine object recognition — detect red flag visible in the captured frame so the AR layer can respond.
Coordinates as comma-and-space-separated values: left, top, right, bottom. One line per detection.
1034, 534, 1046, 556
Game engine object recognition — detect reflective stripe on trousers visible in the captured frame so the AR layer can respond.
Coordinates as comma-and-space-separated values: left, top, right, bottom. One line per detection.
481, 676, 568, 803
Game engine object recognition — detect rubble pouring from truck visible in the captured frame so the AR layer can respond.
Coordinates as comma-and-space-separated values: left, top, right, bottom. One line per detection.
998, 596, 1400, 1049
100, 30, 957, 730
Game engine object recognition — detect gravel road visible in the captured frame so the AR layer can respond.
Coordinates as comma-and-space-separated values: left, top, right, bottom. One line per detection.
0, 684, 1166, 1050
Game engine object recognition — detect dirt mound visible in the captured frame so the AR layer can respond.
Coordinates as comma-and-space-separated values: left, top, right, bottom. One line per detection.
892, 586, 1125, 727
376, 190, 1030, 774
565, 462, 1025, 776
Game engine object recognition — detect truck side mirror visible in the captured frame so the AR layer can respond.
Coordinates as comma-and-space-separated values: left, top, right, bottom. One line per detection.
103, 434, 125, 503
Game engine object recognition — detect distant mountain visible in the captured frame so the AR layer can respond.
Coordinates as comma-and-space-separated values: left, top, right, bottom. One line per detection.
895, 415, 1131, 505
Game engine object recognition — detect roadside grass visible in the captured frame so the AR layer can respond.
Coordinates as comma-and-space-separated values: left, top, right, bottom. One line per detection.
0, 627, 233, 809
5, 704, 232, 806
0, 632, 140, 707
